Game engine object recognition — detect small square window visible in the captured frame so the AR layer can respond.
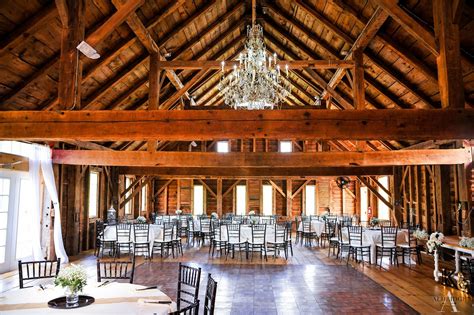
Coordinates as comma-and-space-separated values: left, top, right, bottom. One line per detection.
217, 141, 229, 153
279, 141, 292, 153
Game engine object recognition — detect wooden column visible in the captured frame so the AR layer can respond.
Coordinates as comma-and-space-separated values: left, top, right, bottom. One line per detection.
57, 0, 85, 110
435, 165, 452, 234
286, 179, 292, 217
352, 49, 365, 109
217, 178, 223, 217
148, 53, 160, 152
433, 0, 465, 108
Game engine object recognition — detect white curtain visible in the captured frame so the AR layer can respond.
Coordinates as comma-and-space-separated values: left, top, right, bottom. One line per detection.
38, 146, 68, 263
28, 147, 43, 261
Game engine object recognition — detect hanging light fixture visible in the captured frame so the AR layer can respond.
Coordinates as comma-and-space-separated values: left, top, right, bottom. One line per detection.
218, 1, 291, 110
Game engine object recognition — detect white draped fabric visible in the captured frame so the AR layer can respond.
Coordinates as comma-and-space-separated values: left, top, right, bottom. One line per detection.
0, 141, 68, 263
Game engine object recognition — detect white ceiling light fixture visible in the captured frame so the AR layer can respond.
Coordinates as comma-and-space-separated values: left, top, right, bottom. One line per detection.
76, 41, 100, 59
218, 1, 290, 110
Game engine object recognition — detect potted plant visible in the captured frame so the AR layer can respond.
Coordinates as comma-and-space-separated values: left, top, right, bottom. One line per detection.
54, 264, 87, 307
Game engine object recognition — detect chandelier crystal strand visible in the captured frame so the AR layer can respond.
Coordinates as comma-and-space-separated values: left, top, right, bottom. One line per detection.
219, 24, 291, 110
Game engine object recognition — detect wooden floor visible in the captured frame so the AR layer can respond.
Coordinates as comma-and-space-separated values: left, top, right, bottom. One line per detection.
1, 240, 473, 314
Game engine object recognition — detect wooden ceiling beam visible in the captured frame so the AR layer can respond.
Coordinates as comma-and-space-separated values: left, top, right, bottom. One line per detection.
330, 0, 438, 84
373, 0, 438, 56
117, 166, 393, 178
63, 140, 114, 151
51, 149, 472, 167
2, 109, 473, 141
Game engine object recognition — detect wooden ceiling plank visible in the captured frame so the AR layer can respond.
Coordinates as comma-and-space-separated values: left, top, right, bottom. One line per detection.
51, 149, 472, 167
2, 109, 473, 141
0, 2, 57, 53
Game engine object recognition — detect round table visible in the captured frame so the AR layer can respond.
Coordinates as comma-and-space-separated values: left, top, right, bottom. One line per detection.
0, 282, 176, 314
297, 220, 326, 236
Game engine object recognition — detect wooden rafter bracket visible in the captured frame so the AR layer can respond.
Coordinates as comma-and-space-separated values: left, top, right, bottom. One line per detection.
198, 179, 217, 198
153, 179, 173, 199
268, 180, 286, 197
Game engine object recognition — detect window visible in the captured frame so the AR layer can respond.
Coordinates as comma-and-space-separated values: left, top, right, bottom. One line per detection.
193, 185, 204, 215
217, 141, 229, 153
88, 171, 99, 218
124, 176, 132, 215
141, 185, 147, 213
377, 176, 390, 220
360, 186, 369, 223
262, 185, 273, 215
16, 179, 33, 260
279, 141, 292, 153
305, 185, 316, 216
235, 185, 246, 215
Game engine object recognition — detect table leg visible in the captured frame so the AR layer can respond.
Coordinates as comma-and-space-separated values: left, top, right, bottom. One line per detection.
433, 250, 440, 282
455, 250, 460, 273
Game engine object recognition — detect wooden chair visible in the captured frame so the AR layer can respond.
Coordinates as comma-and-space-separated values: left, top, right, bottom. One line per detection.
96, 220, 116, 257
346, 226, 371, 265
209, 221, 227, 257
267, 223, 287, 259
200, 218, 214, 245
152, 222, 175, 258
173, 221, 184, 256
177, 263, 201, 311
226, 224, 246, 260
187, 217, 201, 246
133, 223, 150, 259
115, 223, 133, 258
285, 221, 294, 256
170, 300, 200, 315
96, 258, 135, 283
376, 226, 399, 267
18, 258, 61, 289
248, 224, 267, 261
302, 220, 318, 246
396, 226, 422, 267
320, 219, 336, 248
294, 216, 303, 245
204, 274, 217, 315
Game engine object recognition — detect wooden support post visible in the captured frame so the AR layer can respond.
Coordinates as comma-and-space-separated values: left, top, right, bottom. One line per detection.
435, 165, 452, 234
352, 49, 365, 109
286, 179, 292, 217
57, 0, 85, 110
217, 178, 223, 217
433, 0, 465, 108
176, 179, 181, 210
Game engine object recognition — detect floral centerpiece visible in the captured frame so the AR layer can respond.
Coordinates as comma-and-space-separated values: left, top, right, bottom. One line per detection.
426, 231, 444, 253
176, 209, 183, 215
459, 236, 474, 249
248, 210, 255, 216
369, 217, 380, 227
135, 216, 146, 224
211, 212, 218, 219
320, 211, 329, 221
413, 229, 429, 241
54, 264, 87, 306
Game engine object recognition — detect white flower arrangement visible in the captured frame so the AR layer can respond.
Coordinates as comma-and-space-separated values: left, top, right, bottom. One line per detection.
211, 212, 218, 219
413, 229, 429, 241
248, 210, 255, 216
176, 209, 183, 215
369, 217, 380, 227
459, 237, 474, 249
320, 211, 329, 221
136, 216, 146, 223
426, 231, 444, 253
54, 264, 87, 293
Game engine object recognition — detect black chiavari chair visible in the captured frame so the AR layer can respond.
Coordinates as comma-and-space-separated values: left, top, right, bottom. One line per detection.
152, 222, 174, 258
267, 223, 287, 259
170, 300, 200, 315
133, 223, 150, 259
116, 223, 132, 258
376, 226, 399, 267
226, 224, 246, 260
96, 258, 135, 283
204, 274, 218, 315
209, 221, 227, 257
200, 218, 213, 245
177, 263, 201, 311
18, 258, 61, 289
248, 224, 267, 261
397, 226, 422, 267
187, 217, 201, 246
302, 219, 318, 246
346, 225, 371, 265
285, 221, 294, 256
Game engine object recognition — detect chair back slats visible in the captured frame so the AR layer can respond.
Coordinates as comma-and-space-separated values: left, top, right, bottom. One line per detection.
177, 263, 202, 311
272, 224, 286, 243
133, 223, 150, 243
163, 222, 174, 241
381, 226, 398, 246
200, 218, 211, 233
18, 258, 61, 289
251, 224, 266, 244
116, 223, 132, 242
347, 226, 364, 246
226, 224, 241, 243
96, 259, 135, 283
170, 300, 200, 315
302, 221, 312, 233
204, 274, 217, 315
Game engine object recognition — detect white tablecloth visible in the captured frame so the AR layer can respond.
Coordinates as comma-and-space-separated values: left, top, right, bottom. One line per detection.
341, 228, 408, 263
297, 220, 326, 236
0, 282, 175, 314
217, 225, 276, 242
103, 225, 163, 252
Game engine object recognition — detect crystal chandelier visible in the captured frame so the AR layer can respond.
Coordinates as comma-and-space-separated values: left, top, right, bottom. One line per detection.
218, 24, 291, 110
